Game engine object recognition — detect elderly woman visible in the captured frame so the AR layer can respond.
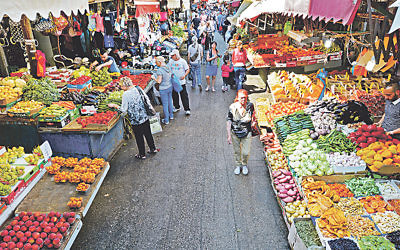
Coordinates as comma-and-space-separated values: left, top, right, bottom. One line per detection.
108, 77, 159, 159
226, 89, 254, 175
152, 56, 173, 124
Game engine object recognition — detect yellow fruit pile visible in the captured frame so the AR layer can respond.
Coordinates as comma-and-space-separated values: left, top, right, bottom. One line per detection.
8, 100, 44, 113
357, 142, 400, 171
67, 197, 82, 208
0, 86, 22, 100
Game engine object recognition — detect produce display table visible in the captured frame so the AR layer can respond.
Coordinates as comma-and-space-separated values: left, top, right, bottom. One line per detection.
0, 115, 41, 152
38, 118, 124, 160
16, 163, 110, 217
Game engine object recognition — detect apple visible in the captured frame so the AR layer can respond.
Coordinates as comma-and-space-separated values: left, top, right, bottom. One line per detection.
12, 225, 20, 232
56, 222, 63, 228
59, 217, 66, 223
32, 232, 39, 239
48, 223, 54, 228
23, 242, 32, 250
68, 217, 75, 224
33, 221, 39, 227
53, 243, 61, 248
52, 238, 60, 245
22, 216, 29, 222
8, 231, 15, 237
5, 225, 12, 231
0, 242, 7, 248
0, 230, 8, 236
29, 226, 36, 232
20, 236, 27, 243
44, 226, 51, 233
16, 231, 24, 239
39, 221, 47, 228
27, 237, 35, 244
33, 212, 40, 218
51, 227, 58, 233
59, 227, 67, 233
18, 221, 24, 226
48, 233, 56, 240
56, 233, 62, 239
40, 232, 47, 239
29, 216, 35, 221
27, 212, 32, 216
35, 238, 43, 245
19, 212, 26, 217
14, 216, 20, 221
43, 239, 50, 245
31, 244, 39, 250
16, 242, 23, 248
44, 217, 50, 223
55, 212, 61, 218
35, 227, 42, 233
7, 242, 15, 249
25, 220, 33, 227
48, 211, 55, 217
36, 216, 43, 222
11, 236, 18, 243
3, 236, 11, 242
24, 231, 31, 238
47, 243, 54, 248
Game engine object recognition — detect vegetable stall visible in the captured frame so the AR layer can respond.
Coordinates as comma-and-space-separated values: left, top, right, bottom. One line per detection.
254, 68, 400, 249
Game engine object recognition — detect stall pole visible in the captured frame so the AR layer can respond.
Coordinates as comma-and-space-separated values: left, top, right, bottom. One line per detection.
20, 14, 37, 77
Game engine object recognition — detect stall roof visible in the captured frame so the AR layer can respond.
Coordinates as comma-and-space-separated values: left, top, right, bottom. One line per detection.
134, 0, 160, 17
238, 1, 263, 23
227, 0, 253, 26
389, 0, 400, 33
308, 0, 361, 25
284, 0, 309, 18
0, 0, 89, 20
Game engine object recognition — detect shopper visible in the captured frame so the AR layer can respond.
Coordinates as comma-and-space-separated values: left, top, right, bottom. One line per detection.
226, 89, 254, 175
378, 81, 400, 139
108, 77, 159, 160
168, 49, 191, 115
188, 36, 203, 91
205, 41, 220, 92
221, 54, 233, 92
89, 48, 121, 73
192, 13, 201, 37
152, 56, 173, 125
232, 41, 247, 90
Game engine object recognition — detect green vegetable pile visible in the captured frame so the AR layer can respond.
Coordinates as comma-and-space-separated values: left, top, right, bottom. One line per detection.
22, 78, 59, 105
358, 236, 395, 250
97, 90, 123, 112
294, 219, 322, 248
89, 68, 112, 86
282, 129, 311, 156
171, 25, 184, 38
317, 129, 357, 153
345, 177, 380, 197
274, 111, 314, 142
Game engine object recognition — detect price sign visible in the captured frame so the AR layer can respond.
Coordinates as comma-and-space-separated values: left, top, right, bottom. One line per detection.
0, 146, 6, 156
40, 141, 52, 161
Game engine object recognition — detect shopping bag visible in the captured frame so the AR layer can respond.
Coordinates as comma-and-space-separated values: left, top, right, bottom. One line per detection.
149, 113, 162, 134
171, 74, 183, 93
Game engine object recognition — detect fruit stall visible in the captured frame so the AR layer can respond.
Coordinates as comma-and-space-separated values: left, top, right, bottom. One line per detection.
0, 69, 155, 160
0, 143, 112, 249
253, 68, 400, 249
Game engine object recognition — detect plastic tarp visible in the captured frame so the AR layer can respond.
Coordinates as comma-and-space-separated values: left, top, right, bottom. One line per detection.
0, 0, 89, 20
284, 0, 310, 18
135, 0, 160, 18
308, 0, 361, 25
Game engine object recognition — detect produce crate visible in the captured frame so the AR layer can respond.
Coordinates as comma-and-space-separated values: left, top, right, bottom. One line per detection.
0, 180, 26, 204
69, 107, 81, 121
0, 203, 7, 216
375, 180, 400, 200
38, 113, 71, 128
68, 83, 92, 93
325, 238, 359, 250
67, 79, 92, 89
0, 99, 20, 113
288, 218, 324, 250
22, 167, 42, 186
0, 96, 20, 105
7, 106, 44, 118
332, 165, 367, 174
17, 164, 40, 182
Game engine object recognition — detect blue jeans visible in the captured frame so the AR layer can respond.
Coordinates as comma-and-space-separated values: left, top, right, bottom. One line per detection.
159, 87, 173, 123
234, 67, 246, 90
190, 63, 202, 87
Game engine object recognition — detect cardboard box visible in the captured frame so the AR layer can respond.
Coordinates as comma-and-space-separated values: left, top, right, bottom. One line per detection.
288, 218, 324, 250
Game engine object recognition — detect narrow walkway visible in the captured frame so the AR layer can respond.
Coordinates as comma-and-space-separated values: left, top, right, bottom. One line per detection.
72, 33, 289, 249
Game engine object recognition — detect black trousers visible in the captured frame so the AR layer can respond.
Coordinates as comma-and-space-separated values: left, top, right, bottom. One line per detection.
132, 120, 156, 156
172, 84, 190, 111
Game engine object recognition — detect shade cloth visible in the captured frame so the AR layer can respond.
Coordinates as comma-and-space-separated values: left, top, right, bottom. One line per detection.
134, 0, 160, 18
259, 0, 286, 14
0, 0, 89, 21
309, 0, 361, 25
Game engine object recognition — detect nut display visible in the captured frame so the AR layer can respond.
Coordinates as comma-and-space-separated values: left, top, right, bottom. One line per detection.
334, 197, 365, 215
346, 215, 380, 238
371, 211, 400, 234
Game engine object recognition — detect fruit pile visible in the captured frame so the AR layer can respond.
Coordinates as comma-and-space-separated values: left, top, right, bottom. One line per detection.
22, 78, 59, 105
348, 124, 395, 149
38, 104, 68, 118
357, 141, 400, 171
0, 211, 76, 249
0, 77, 26, 89
76, 111, 117, 128
89, 68, 112, 86
265, 101, 308, 125
0, 147, 25, 164
69, 76, 91, 86
8, 101, 44, 114
76, 183, 89, 192
359, 195, 394, 214
0, 86, 22, 101
71, 66, 90, 79
67, 197, 82, 208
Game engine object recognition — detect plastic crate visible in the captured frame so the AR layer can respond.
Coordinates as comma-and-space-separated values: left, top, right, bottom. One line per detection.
67, 79, 92, 89
68, 107, 81, 121
0, 180, 26, 204
18, 165, 39, 182
23, 167, 41, 186
39, 113, 71, 128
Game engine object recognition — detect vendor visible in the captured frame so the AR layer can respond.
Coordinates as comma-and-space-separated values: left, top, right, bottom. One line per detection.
89, 48, 121, 73
378, 81, 400, 138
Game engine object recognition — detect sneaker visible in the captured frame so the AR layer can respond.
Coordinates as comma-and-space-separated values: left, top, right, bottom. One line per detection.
212, 88, 216, 92
242, 166, 248, 175
185, 110, 191, 115
222, 86, 226, 92
205, 87, 209, 92
199, 85, 202, 92
161, 119, 169, 125
234, 166, 241, 175
173, 108, 180, 113
170, 117, 174, 120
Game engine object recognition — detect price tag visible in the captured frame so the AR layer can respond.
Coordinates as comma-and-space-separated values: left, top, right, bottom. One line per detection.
0, 146, 6, 156
40, 141, 52, 161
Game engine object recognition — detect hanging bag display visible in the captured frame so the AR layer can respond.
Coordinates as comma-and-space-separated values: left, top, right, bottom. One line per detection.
33, 14, 57, 35
68, 16, 82, 37
53, 15, 69, 36
9, 20, 24, 45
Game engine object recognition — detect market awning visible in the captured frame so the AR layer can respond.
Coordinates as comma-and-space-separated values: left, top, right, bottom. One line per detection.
238, 1, 263, 23
227, 0, 253, 26
308, 0, 361, 25
284, 0, 310, 18
134, 0, 160, 17
258, 0, 286, 14
389, 0, 400, 33
0, 0, 89, 20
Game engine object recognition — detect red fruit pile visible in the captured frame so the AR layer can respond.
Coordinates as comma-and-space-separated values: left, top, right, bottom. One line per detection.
69, 76, 91, 86
76, 111, 117, 128
358, 91, 385, 117
347, 124, 399, 148
0, 211, 76, 249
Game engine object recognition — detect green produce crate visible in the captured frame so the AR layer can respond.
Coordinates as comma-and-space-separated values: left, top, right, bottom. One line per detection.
18, 165, 39, 182
69, 106, 81, 121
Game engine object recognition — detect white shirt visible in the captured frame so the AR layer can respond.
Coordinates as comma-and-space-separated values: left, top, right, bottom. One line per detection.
168, 58, 189, 85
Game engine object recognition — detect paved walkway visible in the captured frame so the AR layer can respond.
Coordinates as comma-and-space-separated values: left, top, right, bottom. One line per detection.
72, 33, 289, 250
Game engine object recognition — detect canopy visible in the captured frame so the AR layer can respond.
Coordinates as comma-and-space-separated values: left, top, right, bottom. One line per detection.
134, 0, 160, 18
238, 1, 263, 23
227, 0, 253, 26
284, 0, 310, 18
308, 0, 361, 25
0, 0, 89, 20
260, 0, 286, 14
389, 0, 400, 33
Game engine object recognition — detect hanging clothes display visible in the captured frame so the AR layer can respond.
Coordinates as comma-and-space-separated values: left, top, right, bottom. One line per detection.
87, 11, 96, 31
127, 18, 139, 45
92, 12, 104, 33
104, 14, 113, 36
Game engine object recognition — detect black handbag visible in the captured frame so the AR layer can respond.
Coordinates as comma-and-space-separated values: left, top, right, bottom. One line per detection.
136, 86, 156, 116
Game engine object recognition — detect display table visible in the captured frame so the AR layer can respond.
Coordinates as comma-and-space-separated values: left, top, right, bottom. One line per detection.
38, 117, 123, 160
16, 163, 110, 217
0, 115, 41, 152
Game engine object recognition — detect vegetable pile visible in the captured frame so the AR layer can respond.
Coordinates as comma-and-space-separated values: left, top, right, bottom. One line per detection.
76, 111, 117, 128
332, 100, 372, 125
265, 101, 308, 124
97, 90, 123, 112
282, 129, 311, 156
284, 200, 309, 223
345, 178, 380, 197
288, 139, 332, 177
305, 97, 338, 137
272, 169, 301, 203
359, 195, 394, 214
348, 124, 396, 149
294, 219, 322, 247
273, 111, 314, 142
327, 152, 366, 170
260, 132, 281, 152
22, 78, 59, 105
317, 130, 357, 153
357, 90, 385, 117
357, 142, 400, 172
358, 235, 395, 250
266, 151, 288, 171
372, 212, 400, 234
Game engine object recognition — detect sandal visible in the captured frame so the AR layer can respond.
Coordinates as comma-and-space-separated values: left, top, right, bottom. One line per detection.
135, 154, 146, 160
147, 148, 160, 154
